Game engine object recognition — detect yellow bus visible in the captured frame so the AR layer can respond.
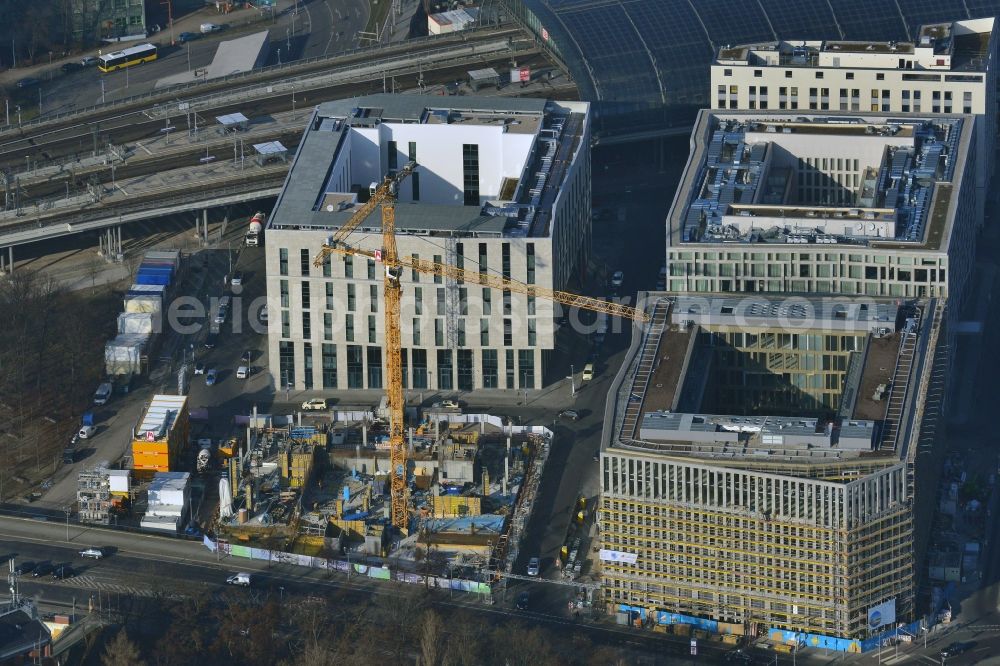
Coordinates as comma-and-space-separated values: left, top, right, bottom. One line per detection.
98, 43, 158, 73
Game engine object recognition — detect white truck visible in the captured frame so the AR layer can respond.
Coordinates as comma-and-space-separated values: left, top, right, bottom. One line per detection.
93, 382, 113, 406
245, 212, 265, 247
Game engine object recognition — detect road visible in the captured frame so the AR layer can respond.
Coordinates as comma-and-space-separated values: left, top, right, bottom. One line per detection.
0, 513, 717, 664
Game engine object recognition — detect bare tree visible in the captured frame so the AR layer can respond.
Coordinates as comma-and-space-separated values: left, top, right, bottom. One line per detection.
420, 609, 443, 666
102, 627, 145, 666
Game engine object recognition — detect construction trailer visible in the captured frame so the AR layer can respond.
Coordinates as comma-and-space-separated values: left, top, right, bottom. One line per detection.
131, 395, 190, 479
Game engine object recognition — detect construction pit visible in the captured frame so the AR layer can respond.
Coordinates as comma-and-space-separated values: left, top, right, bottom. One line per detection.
214, 409, 549, 577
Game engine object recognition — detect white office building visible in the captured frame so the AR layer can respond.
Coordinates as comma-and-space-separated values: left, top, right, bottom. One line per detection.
264, 94, 591, 392
711, 18, 998, 225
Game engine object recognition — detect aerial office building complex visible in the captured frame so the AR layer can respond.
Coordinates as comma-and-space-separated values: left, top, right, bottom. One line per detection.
264, 94, 591, 392
600, 295, 939, 641
711, 18, 997, 227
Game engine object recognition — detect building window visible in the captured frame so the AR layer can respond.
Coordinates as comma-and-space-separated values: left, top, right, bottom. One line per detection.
322, 253, 331, 277
303, 342, 313, 389
723, 68, 732, 76
412, 319, 421, 346
368, 315, 377, 343
280, 280, 289, 308
437, 350, 453, 390
527, 319, 536, 346
457, 319, 466, 347
367, 346, 382, 388
326, 282, 334, 310
505, 350, 514, 388
346, 345, 363, 389
347, 284, 356, 311
408, 141, 417, 162
457, 350, 473, 391
455, 242, 465, 284
433, 255, 443, 284
302, 312, 311, 339
322, 343, 337, 388
503, 318, 512, 346
964, 91, 973, 114
345, 314, 354, 342
459, 287, 468, 315
482, 288, 491, 315
846, 72, 854, 80
503, 290, 511, 315
281, 310, 290, 338
435, 319, 444, 346
415, 287, 423, 315
324, 312, 333, 341
367, 259, 376, 280
478, 243, 488, 279
753, 69, 762, 77
279, 248, 288, 276
370, 284, 378, 312
462, 143, 480, 205
482, 349, 498, 388
876, 73, 884, 80
344, 256, 353, 278
501, 243, 510, 278
412, 348, 428, 388
387, 140, 397, 170
526, 243, 535, 284
913, 90, 921, 112
480, 319, 490, 346
300, 249, 310, 276
436, 287, 445, 314
411, 171, 420, 201
815, 71, 823, 79
411, 254, 420, 282
279, 341, 295, 389
518, 350, 534, 389
301, 281, 310, 309
784, 70, 792, 78
527, 296, 536, 316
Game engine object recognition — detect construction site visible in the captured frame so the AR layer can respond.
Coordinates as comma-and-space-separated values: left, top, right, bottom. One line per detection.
599, 294, 945, 646
211, 409, 551, 578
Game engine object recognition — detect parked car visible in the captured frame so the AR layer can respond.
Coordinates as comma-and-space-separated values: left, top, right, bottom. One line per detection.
302, 398, 328, 411
203, 333, 217, 349
200, 22, 222, 33
214, 305, 228, 325
515, 591, 530, 610
80, 56, 99, 67
259, 305, 269, 323
431, 400, 459, 410
231, 271, 243, 287
78, 425, 97, 439
582, 363, 594, 381
610, 270, 624, 287
61, 62, 83, 73
178, 32, 198, 43
205, 369, 218, 386
227, 572, 252, 586
236, 365, 249, 379
79, 548, 104, 559
16, 77, 40, 88
52, 566, 75, 580
193, 362, 205, 375
32, 562, 54, 577
526, 557, 540, 576
558, 410, 580, 421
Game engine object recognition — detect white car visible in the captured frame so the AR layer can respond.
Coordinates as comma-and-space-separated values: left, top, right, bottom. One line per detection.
527, 557, 540, 576
610, 271, 624, 287
236, 365, 249, 379
80, 56, 98, 67
431, 400, 459, 410
79, 548, 104, 559
200, 22, 222, 33
301, 398, 328, 411
259, 305, 269, 323
582, 363, 594, 381
78, 425, 97, 439
226, 572, 252, 586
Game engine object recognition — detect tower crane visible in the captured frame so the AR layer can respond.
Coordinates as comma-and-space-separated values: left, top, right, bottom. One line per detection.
314, 163, 649, 532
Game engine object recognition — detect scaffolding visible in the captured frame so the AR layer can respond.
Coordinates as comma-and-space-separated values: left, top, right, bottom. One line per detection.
77, 467, 112, 525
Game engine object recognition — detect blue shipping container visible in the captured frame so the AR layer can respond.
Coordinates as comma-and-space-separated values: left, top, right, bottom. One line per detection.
136, 272, 171, 286
140, 260, 176, 274
139, 264, 174, 276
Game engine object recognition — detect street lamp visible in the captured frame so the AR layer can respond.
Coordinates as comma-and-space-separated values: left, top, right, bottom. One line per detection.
568, 364, 575, 397
64, 506, 71, 541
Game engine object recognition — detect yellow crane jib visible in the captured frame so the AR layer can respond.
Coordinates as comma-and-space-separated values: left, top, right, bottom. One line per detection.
312, 161, 417, 267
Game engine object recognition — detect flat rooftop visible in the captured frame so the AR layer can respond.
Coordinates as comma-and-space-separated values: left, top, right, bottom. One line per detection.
607, 296, 934, 467
268, 94, 588, 239
715, 18, 995, 73
669, 111, 972, 252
